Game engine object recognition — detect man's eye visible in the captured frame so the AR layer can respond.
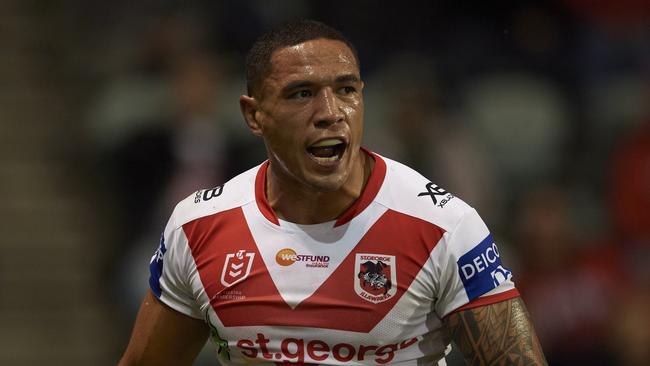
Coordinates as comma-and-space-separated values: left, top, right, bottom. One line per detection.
290, 90, 312, 99
340, 86, 356, 94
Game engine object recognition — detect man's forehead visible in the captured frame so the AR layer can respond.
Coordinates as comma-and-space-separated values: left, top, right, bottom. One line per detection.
268, 38, 359, 78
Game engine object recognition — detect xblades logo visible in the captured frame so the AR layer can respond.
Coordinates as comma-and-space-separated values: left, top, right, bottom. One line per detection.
418, 182, 448, 205
195, 185, 224, 203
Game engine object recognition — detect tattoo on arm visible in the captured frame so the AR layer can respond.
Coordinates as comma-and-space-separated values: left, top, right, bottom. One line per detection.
443, 297, 548, 366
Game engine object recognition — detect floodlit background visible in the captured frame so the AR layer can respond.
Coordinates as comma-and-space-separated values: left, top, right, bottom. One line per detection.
1, 1, 649, 365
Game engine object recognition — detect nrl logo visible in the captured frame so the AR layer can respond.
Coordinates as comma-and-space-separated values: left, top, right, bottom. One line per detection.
220, 250, 255, 287
354, 253, 397, 303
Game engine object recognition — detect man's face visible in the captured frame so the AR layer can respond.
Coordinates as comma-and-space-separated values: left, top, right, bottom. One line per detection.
252, 38, 364, 192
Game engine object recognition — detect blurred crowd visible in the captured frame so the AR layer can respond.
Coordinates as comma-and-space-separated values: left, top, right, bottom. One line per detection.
81, 2, 650, 365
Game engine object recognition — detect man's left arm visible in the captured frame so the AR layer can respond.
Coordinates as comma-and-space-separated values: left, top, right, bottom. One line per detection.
443, 297, 547, 366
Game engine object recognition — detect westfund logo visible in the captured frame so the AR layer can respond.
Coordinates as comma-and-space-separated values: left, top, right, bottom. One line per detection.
275, 248, 330, 268
457, 234, 512, 300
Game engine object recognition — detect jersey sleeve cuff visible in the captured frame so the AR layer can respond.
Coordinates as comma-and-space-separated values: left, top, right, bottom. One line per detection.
156, 284, 204, 320
447, 288, 520, 316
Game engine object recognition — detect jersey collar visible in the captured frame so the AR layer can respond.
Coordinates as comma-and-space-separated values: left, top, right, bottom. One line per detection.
254, 147, 387, 227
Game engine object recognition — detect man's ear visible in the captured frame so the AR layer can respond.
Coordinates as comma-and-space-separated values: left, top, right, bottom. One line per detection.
240, 95, 263, 137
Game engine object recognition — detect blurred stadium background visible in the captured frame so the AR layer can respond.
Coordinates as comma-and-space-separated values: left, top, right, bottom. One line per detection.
1, 0, 648, 365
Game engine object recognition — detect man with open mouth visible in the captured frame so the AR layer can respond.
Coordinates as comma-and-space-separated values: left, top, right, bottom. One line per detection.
120, 19, 547, 366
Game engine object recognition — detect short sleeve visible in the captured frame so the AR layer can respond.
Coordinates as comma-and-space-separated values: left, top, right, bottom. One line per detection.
433, 208, 517, 317
148, 217, 203, 320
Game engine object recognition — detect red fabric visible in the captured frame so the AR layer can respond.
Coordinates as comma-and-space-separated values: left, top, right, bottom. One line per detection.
254, 161, 279, 225
450, 288, 521, 314
184, 208, 444, 332
335, 148, 386, 227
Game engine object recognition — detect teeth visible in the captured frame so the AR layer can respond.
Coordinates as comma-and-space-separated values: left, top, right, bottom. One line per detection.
311, 138, 343, 147
313, 155, 339, 162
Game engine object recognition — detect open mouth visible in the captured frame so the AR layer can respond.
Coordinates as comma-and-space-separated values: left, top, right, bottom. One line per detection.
306, 138, 347, 163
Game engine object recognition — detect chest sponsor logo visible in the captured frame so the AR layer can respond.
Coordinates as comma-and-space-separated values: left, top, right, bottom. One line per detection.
457, 234, 513, 300
275, 248, 330, 268
355, 254, 397, 303
236, 333, 418, 365
221, 250, 255, 287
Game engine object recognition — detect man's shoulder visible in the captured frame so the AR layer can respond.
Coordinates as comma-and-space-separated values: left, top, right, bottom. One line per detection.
166, 164, 261, 230
377, 155, 474, 232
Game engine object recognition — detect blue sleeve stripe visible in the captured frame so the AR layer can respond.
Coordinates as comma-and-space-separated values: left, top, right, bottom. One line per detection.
148, 235, 167, 298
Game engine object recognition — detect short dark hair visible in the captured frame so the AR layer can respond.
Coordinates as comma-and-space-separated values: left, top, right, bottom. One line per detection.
245, 19, 360, 98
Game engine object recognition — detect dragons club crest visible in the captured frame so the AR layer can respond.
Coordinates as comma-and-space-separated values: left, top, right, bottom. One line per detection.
354, 253, 397, 303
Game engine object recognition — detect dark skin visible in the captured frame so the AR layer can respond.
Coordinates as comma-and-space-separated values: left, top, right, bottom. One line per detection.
444, 297, 547, 365
240, 38, 368, 224
118, 290, 208, 366
119, 38, 547, 365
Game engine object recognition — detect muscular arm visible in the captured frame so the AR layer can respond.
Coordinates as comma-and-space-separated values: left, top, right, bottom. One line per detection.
118, 290, 209, 366
443, 297, 547, 366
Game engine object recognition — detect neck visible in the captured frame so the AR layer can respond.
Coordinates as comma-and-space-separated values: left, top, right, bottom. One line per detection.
266, 150, 374, 225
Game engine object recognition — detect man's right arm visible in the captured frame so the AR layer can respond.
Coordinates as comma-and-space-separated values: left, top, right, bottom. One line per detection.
118, 290, 209, 366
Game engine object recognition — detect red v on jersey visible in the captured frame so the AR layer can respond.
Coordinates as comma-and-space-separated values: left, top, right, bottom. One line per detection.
183, 207, 444, 333
153, 151, 520, 364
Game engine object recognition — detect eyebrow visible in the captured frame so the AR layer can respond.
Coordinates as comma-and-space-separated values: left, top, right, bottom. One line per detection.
335, 74, 360, 84
281, 80, 314, 94
281, 74, 361, 94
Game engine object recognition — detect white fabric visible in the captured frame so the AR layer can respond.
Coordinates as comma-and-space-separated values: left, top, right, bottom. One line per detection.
149, 153, 516, 365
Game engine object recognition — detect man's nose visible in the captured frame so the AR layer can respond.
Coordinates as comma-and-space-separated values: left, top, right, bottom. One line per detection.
313, 88, 344, 128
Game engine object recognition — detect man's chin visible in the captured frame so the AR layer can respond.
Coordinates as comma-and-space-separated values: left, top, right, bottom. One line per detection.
303, 172, 348, 193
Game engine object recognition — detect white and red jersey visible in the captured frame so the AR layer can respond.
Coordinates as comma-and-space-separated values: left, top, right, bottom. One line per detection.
148, 150, 519, 365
